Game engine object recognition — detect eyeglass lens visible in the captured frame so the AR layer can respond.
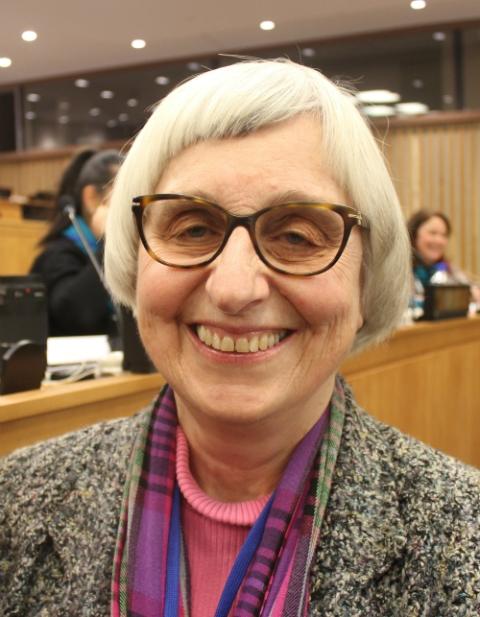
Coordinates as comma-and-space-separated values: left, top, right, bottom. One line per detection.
140, 197, 346, 274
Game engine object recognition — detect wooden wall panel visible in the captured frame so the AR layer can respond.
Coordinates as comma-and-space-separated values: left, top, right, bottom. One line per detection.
0, 219, 47, 275
382, 120, 480, 279
0, 155, 71, 196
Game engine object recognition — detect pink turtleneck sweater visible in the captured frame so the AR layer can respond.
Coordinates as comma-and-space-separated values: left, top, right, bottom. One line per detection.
176, 426, 270, 616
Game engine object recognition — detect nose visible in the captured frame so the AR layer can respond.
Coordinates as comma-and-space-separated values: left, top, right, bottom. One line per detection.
205, 227, 270, 315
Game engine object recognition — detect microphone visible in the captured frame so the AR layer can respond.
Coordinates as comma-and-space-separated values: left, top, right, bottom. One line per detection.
60, 195, 107, 288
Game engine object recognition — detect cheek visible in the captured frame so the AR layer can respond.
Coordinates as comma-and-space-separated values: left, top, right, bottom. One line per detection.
135, 252, 198, 324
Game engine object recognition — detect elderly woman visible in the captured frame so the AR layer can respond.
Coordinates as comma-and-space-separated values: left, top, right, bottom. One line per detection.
1, 60, 479, 616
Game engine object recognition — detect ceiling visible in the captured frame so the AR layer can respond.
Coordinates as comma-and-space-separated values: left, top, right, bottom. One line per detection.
2, 0, 480, 86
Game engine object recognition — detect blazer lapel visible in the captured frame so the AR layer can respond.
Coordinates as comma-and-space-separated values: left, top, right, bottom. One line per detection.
310, 389, 408, 604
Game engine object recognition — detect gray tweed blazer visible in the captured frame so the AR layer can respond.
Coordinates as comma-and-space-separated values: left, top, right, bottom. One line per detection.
1, 383, 479, 616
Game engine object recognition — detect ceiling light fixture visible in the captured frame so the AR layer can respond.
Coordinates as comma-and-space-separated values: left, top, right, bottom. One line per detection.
155, 75, 170, 85
259, 20, 275, 31
119, 113, 129, 122
25, 111, 36, 120
0, 57, 12, 68
412, 78, 424, 88
26, 93, 40, 103
410, 0, 426, 9
356, 89, 400, 104
395, 102, 429, 115
75, 78, 89, 88
100, 90, 114, 99
131, 39, 146, 49
89, 107, 101, 116
302, 48, 316, 57
22, 30, 38, 42
362, 105, 396, 118
107, 119, 118, 128
433, 31, 446, 41
187, 62, 201, 71
58, 115, 70, 124
127, 98, 138, 107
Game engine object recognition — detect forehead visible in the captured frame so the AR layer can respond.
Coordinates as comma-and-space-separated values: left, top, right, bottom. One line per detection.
155, 116, 349, 208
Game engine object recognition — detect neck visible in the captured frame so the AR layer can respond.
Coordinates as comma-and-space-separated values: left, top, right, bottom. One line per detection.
175, 380, 333, 502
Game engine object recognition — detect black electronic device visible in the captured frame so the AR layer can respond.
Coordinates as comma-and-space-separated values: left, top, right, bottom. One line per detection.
422, 283, 471, 321
0, 275, 48, 344
0, 340, 47, 394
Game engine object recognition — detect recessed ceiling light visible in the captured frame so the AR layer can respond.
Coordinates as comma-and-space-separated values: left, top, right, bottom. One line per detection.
395, 102, 429, 115
155, 75, 170, 86
362, 105, 396, 118
433, 31, 446, 41
259, 20, 275, 31
21, 30, 38, 42
131, 39, 146, 49
356, 89, 400, 104
302, 48, 316, 57
107, 119, 118, 128
187, 62, 201, 71
412, 78, 424, 88
410, 0, 426, 9
100, 90, 114, 99
26, 93, 40, 103
59, 101, 70, 111
118, 113, 129, 122
127, 98, 138, 107
0, 57, 12, 68
58, 115, 70, 124
443, 94, 454, 105
75, 78, 90, 88
25, 111, 36, 120
89, 107, 101, 116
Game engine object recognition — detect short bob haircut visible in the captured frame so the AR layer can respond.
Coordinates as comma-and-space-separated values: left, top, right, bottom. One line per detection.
105, 59, 411, 352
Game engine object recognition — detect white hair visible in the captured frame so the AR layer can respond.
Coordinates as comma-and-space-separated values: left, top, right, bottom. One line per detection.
105, 59, 410, 352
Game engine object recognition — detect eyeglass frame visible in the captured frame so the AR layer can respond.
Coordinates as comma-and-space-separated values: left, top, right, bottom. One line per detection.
131, 193, 369, 277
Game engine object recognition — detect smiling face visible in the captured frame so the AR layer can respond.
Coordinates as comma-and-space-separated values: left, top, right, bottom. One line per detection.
135, 115, 364, 436
415, 215, 449, 265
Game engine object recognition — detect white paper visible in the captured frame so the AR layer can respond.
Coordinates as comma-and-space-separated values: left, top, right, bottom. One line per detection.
47, 335, 111, 366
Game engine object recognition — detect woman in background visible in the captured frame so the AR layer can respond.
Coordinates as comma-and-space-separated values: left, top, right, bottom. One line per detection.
407, 209, 480, 306
30, 149, 122, 336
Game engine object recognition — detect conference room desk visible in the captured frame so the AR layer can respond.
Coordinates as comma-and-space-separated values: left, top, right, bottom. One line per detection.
342, 315, 480, 468
0, 372, 165, 457
1, 317, 479, 467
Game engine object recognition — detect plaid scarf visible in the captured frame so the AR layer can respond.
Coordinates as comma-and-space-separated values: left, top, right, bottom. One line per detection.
111, 379, 346, 616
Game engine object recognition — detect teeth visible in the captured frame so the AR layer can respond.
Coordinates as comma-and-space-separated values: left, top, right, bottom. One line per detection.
196, 326, 287, 354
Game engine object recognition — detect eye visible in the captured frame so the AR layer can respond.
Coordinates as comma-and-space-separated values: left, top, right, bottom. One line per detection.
281, 231, 314, 246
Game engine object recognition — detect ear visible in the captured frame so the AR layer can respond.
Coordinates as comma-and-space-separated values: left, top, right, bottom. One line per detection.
81, 185, 102, 219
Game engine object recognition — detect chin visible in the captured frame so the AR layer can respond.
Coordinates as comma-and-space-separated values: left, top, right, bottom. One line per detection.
181, 382, 279, 426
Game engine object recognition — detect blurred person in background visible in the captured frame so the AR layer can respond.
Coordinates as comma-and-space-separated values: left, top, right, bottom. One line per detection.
408, 209, 480, 304
30, 149, 123, 336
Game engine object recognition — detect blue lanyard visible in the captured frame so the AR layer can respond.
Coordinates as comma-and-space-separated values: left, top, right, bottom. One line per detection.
165, 484, 274, 617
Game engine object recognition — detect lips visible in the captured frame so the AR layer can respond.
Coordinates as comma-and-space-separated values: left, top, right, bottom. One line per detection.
195, 324, 289, 353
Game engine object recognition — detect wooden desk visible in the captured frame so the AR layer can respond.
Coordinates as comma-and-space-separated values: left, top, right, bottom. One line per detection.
342, 316, 480, 468
0, 373, 165, 456
0, 218, 47, 274
1, 318, 479, 467
0, 199, 22, 220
